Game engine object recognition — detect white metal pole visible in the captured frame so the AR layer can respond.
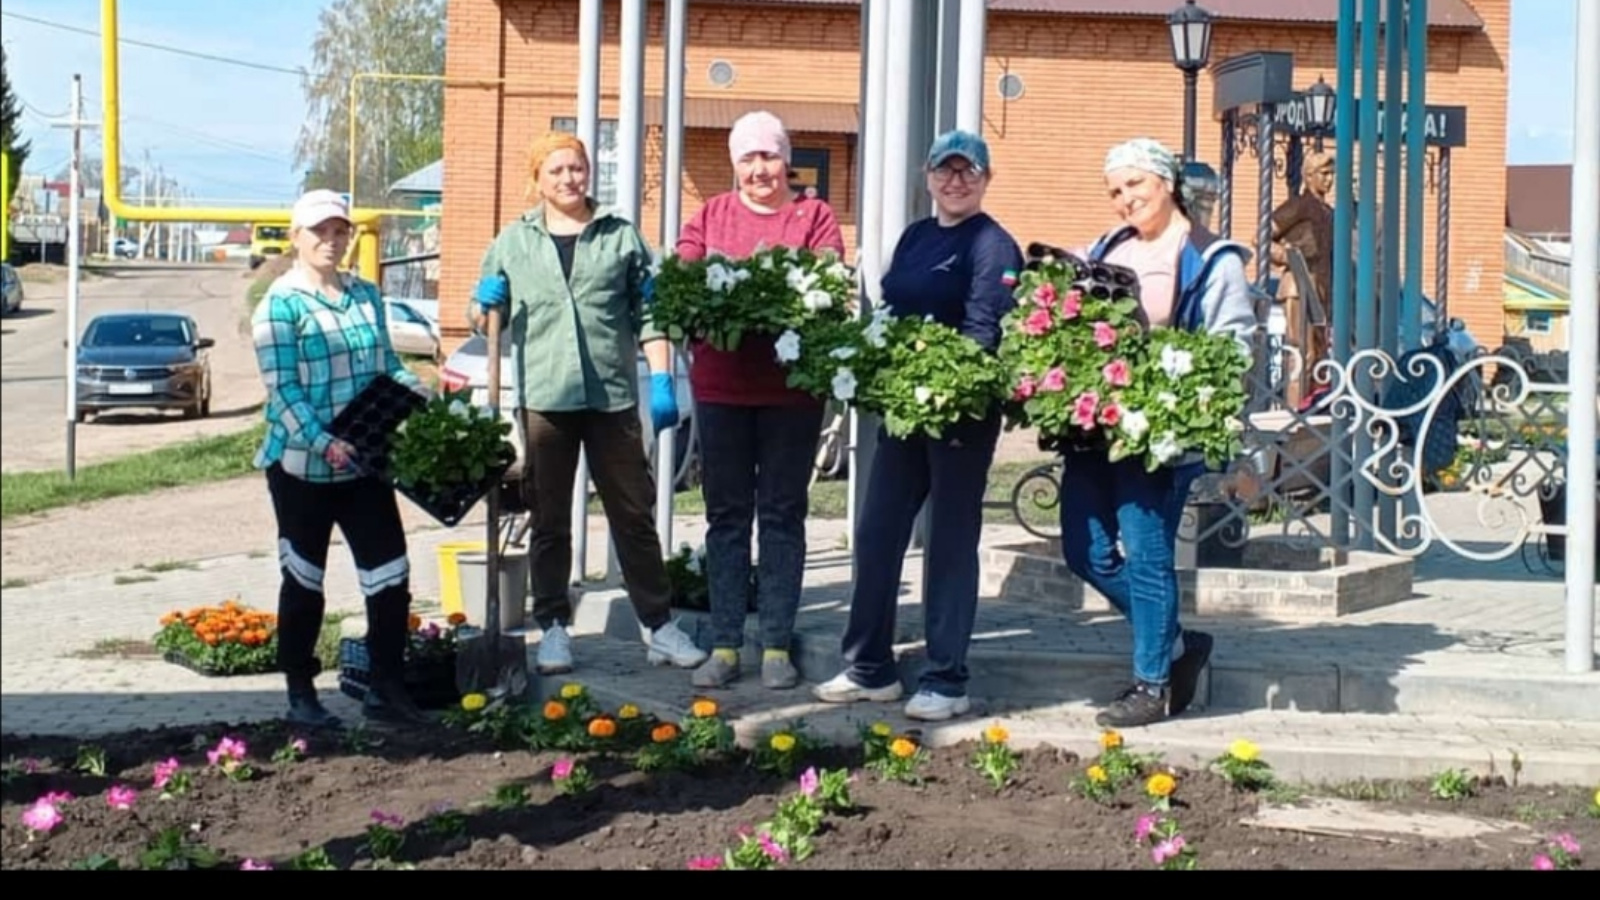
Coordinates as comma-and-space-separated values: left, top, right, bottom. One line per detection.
571, 0, 604, 586
955, 0, 987, 134
1564, 0, 1598, 674
849, 0, 891, 560
615, 0, 647, 584
64, 74, 84, 479
656, 0, 688, 558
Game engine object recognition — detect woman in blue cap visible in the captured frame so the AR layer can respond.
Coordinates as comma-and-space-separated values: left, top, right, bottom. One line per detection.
813, 129, 1024, 722
1065, 137, 1256, 728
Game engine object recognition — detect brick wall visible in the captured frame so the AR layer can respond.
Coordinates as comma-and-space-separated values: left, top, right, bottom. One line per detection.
442, 0, 1509, 350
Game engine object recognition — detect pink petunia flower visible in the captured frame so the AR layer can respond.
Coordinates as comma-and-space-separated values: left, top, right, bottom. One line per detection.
1074, 392, 1101, 431
1134, 814, 1157, 843
1060, 290, 1083, 320
1040, 368, 1068, 393
1012, 375, 1038, 401
1531, 853, 1555, 870
1032, 282, 1058, 307
798, 767, 819, 797
241, 858, 273, 870
1093, 321, 1118, 349
370, 809, 405, 828
757, 832, 788, 862
1102, 359, 1132, 388
1551, 833, 1581, 855
1022, 308, 1054, 337
687, 855, 723, 870
1099, 402, 1124, 428
41, 791, 74, 805
105, 785, 138, 811
20, 799, 62, 834
551, 758, 575, 780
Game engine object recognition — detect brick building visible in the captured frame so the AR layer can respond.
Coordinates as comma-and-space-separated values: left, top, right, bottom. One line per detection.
440, 0, 1510, 348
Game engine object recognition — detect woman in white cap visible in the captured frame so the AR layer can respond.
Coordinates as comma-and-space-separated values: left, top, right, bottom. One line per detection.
1062, 137, 1256, 728
251, 188, 429, 728
676, 110, 846, 691
812, 129, 1024, 721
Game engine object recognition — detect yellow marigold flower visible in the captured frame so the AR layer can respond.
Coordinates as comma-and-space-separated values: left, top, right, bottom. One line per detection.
1228, 739, 1260, 762
870, 722, 893, 738
769, 733, 797, 753
1087, 765, 1108, 783
618, 703, 641, 720
889, 738, 918, 759
690, 698, 719, 719
1146, 772, 1177, 798
543, 700, 568, 721
460, 693, 487, 712
1099, 730, 1123, 751
560, 683, 585, 700
984, 723, 1010, 744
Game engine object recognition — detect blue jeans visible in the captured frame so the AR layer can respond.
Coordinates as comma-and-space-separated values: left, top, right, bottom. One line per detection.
1057, 454, 1203, 686
696, 402, 826, 653
841, 413, 1001, 697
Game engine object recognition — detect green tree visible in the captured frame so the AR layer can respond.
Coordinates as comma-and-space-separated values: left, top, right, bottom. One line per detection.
295, 0, 445, 206
1, 45, 31, 210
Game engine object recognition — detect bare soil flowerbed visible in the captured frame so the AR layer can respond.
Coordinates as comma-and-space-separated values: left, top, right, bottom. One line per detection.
1, 708, 1595, 871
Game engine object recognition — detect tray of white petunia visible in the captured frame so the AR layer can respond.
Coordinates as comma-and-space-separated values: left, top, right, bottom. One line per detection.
648, 246, 857, 352
778, 305, 1011, 440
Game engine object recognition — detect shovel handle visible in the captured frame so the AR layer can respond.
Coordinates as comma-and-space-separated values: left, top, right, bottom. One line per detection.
483, 288, 503, 649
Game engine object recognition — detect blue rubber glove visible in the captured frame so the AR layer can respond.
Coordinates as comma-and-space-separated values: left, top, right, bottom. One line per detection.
641, 275, 656, 305
649, 372, 679, 435
474, 273, 510, 311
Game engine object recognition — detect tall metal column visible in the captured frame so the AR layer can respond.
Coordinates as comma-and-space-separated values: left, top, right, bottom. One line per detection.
935, 0, 962, 136
570, 0, 604, 585
1330, 0, 1357, 546
655, 0, 688, 557
1376, 0, 1405, 547
1434, 149, 1451, 318
1353, 0, 1382, 551
849, 0, 891, 561
1401, 0, 1428, 351
1563, 0, 1598, 674
956, 0, 987, 134
613, 0, 646, 584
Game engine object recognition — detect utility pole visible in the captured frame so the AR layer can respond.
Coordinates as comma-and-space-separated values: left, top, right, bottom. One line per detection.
51, 74, 98, 480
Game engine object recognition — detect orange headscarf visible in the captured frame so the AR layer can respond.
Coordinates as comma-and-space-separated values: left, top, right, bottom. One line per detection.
527, 131, 590, 199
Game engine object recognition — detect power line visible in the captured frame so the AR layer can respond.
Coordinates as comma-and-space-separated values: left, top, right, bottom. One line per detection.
1, 10, 306, 77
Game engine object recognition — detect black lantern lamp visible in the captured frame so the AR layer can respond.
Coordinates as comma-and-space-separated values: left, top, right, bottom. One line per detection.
1306, 74, 1337, 150
1168, 0, 1215, 161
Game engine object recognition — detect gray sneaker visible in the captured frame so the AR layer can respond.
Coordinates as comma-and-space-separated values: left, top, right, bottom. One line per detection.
761, 655, 800, 690
691, 654, 741, 689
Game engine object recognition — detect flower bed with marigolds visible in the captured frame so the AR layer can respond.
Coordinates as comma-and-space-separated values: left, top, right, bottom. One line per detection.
3, 700, 1595, 871
153, 599, 278, 677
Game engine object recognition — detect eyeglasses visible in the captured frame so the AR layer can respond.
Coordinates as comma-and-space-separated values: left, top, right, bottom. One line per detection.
930, 164, 985, 184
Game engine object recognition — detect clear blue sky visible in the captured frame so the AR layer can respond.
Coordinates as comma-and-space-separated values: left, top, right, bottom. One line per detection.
0, 0, 1581, 208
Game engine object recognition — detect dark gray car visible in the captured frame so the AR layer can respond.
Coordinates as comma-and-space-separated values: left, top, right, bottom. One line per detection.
75, 312, 214, 421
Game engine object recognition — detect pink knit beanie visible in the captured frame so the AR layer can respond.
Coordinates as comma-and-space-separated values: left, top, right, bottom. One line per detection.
728, 111, 791, 166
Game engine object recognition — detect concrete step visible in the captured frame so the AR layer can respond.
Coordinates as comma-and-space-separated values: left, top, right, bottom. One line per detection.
580, 589, 1600, 723
533, 629, 1600, 788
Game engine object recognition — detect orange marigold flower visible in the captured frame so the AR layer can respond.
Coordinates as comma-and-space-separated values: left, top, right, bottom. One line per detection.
588, 717, 617, 739
407, 614, 423, 631
651, 723, 679, 744
889, 738, 918, 759
543, 700, 568, 721
447, 612, 468, 626
690, 698, 719, 718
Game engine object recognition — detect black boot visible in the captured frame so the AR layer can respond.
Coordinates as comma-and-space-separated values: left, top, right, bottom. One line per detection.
286, 673, 342, 729
1095, 681, 1170, 728
362, 598, 428, 726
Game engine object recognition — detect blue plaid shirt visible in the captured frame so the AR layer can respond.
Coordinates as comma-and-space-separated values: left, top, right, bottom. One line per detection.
251, 269, 419, 482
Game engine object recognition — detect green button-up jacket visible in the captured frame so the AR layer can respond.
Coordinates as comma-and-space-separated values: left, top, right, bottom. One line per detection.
477, 202, 662, 413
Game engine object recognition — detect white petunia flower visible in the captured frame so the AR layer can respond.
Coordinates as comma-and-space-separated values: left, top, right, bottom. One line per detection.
831, 367, 858, 402
1158, 391, 1180, 411
1160, 344, 1195, 380
1152, 430, 1183, 464
1197, 386, 1217, 408
830, 345, 858, 361
448, 399, 471, 419
914, 385, 933, 404
1120, 409, 1150, 440
774, 329, 802, 363
786, 266, 819, 295
803, 289, 834, 312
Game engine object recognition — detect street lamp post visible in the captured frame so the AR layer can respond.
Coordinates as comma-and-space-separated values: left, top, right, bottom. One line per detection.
1306, 74, 1337, 151
1168, 0, 1215, 161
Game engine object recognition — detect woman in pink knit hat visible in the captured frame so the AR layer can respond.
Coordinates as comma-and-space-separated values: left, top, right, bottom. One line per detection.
675, 110, 845, 692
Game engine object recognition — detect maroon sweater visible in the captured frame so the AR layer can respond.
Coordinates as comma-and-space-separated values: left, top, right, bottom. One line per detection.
674, 192, 847, 407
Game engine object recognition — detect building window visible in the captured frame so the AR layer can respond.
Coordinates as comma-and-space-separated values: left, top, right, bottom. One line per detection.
788, 148, 830, 203
1524, 311, 1553, 335
550, 117, 619, 207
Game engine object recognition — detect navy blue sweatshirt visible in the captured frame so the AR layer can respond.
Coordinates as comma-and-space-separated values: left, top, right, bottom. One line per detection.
879, 212, 1024, 353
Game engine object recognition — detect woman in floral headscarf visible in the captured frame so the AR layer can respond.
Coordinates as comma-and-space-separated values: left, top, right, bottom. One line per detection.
1062, 137, 1256, 729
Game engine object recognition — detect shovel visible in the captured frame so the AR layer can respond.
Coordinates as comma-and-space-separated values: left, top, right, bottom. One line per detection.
457, 288, 532, 702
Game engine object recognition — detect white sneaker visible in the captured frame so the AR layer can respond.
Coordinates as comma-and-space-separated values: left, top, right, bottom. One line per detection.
536, 624, 574, 675
646, 619, 708, 668
812, 672, 904, 704
904, 690, 971, 722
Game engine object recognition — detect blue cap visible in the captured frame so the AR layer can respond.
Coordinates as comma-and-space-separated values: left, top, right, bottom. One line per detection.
926, 129, 991, 171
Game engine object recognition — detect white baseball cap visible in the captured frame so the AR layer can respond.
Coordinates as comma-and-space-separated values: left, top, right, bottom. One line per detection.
290, 189, 352, 230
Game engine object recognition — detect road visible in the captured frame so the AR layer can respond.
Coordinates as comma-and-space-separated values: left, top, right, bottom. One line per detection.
0, 262, 267, 473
